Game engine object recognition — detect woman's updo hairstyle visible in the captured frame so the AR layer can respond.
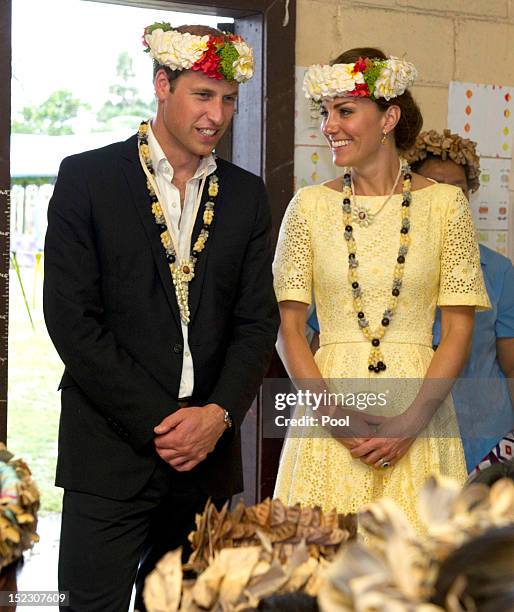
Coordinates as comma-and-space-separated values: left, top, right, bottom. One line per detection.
330, 47, 423, 151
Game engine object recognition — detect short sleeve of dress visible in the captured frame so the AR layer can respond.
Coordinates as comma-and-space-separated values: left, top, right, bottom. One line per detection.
496, 262, 514, 338
438, 188, 490, 310
273, 189, 313, 304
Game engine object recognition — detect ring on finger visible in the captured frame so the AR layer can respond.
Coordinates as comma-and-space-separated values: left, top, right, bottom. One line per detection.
377, 457, 390, 469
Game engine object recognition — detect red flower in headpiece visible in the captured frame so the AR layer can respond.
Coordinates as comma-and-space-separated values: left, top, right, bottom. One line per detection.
142, 28, 149, 49
192, 37, 222, 79
346, 83, 371, 98
353, 57, 368, 74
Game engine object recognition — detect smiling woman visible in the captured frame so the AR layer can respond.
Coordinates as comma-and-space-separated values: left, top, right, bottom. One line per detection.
272, 45, 490, 532
323, 48, 422, 159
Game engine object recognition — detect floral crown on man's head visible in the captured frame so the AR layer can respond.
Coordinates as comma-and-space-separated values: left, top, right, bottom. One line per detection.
143, 22, 254, 83
303, 56, 417, 102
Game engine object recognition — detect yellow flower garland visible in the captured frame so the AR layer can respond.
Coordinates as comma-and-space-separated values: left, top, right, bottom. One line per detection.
138, 120, 218, 324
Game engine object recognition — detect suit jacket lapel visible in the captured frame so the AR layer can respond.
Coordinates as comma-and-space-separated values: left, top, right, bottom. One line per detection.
119, 135, 182, 328
188, 173, 216, 325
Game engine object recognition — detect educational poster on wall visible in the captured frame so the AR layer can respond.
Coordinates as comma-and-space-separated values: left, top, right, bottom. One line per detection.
469, 158, 510, 230
476, 230, 509, 257
294, 66, 335, 190
448, 81, 513, 258
295, 66, 325, 147
294, 146, 334, 191
448, 81, 513, 158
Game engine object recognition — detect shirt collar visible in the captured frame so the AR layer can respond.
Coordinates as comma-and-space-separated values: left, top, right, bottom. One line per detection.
146, 121, 217, 180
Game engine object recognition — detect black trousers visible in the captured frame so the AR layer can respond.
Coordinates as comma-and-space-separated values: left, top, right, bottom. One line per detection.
58, 461, 224, 611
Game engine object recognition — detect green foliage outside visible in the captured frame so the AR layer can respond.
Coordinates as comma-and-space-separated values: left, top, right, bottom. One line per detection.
8, 268, 63, 515
8, 51, 155, 515
12, 89, 91, 135
95, 51, 154, 130
12, 51, 154, 136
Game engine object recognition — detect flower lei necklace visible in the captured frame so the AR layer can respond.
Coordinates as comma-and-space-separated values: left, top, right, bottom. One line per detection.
342, 158, 412, 373
137, 120, 218, 324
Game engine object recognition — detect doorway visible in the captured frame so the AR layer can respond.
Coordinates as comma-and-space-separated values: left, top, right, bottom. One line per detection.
1, 0, 295, 600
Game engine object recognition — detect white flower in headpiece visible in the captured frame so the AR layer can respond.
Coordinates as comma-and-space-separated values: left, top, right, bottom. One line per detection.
145, 29, 209, 71
332, 64, 365, 94
303, 65, 329, 100
374, 57, 418, 101
303, 64, 364, 101
232, 40, 254, 82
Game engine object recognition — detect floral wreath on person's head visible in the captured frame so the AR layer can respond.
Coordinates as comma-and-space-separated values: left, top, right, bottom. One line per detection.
143, 22, 254, 83
303, 56, 417, 102
404, 129, 481, 193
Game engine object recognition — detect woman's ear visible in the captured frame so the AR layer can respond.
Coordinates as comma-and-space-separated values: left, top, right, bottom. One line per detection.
383, 104, 401, 133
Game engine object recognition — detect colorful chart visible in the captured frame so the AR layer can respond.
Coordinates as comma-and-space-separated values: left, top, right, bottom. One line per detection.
476, 230, 509, 257
295, 66, 326, 147
294, 146, 335, 191
448, 82, 514, 258
469, 159, 510, 231
294, 66, 346, 189
448, 82, 514, 158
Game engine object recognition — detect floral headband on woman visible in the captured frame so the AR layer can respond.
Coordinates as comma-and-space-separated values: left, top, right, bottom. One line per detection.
404, 129, 481, 193
143, 22, 254, 83
303, 56, 417, 102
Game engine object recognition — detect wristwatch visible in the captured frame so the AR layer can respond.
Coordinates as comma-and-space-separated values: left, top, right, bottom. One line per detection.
223, 409, 233, 429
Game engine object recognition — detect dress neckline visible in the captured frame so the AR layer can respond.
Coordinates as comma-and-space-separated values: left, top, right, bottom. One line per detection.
319, 182, 439, 197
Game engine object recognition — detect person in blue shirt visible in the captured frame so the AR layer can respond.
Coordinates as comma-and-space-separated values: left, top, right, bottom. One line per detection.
308, 129, 514, 474
432, 243, 514, 472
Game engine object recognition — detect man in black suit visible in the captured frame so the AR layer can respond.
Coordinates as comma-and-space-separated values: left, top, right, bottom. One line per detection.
43, 24, 278, 611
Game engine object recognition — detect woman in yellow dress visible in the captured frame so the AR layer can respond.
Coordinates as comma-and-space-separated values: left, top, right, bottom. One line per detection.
272, 47, 490, 529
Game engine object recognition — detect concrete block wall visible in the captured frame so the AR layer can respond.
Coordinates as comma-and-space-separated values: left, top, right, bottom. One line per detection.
296, 0, 514, 132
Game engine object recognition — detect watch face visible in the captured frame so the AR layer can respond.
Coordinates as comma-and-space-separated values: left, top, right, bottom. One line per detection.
224, 410, 232, 428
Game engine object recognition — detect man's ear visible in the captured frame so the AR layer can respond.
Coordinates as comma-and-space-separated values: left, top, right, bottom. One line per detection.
154, 68, 171, 101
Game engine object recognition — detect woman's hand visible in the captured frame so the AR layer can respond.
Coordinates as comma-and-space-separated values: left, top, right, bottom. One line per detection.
329, 408, 386, 451
350, 305, 476, 469
348, 413, 418, 468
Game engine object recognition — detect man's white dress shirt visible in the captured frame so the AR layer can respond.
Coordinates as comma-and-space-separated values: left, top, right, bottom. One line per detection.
147, 123, 217, 398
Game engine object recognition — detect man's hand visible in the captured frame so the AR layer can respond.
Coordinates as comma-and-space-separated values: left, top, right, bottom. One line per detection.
153, 403, 227, 472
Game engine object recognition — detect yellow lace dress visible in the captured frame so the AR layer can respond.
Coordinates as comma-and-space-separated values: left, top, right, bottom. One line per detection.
272, 182, 490, 529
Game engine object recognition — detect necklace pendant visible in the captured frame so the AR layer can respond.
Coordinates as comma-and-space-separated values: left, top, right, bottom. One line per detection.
170, 259, 196, 324
171, 262, 193, 324
352, 205, 374, 228
176, 259, 195, 283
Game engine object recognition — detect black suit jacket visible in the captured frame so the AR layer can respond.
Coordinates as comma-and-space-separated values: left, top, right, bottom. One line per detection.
43, 134, 279, 500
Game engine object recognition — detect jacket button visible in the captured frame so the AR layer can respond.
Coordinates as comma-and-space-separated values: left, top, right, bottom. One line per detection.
173, 343, 183, 354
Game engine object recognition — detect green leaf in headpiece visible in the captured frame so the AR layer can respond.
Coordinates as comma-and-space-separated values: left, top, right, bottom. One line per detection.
145, 22, 173, 35
218, 43, 239, 81
364, 59, 387, 98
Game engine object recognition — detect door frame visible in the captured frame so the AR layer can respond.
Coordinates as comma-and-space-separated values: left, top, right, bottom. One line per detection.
0, 0, 295, 502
